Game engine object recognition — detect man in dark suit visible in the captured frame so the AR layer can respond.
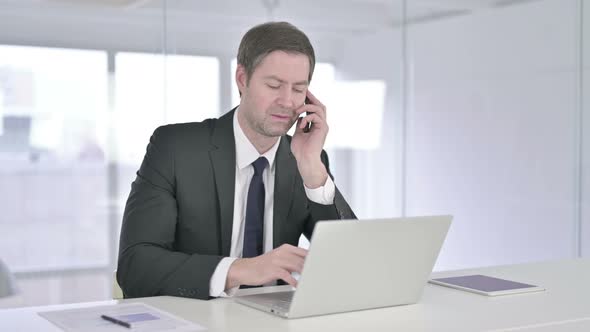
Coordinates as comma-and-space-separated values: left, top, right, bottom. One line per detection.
117, 21, 356, 300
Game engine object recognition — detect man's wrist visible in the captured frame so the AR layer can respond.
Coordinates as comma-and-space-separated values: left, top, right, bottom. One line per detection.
298, 159, 328, 189
210, 257, 238, 297
225, 258, 245, 290
305, 176, 336, 205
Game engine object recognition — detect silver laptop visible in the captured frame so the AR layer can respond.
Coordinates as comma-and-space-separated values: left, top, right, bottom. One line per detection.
235, 215, 452, 319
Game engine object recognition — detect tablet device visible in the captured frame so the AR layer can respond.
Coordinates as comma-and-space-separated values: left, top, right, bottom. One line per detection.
429, 274, 545, 296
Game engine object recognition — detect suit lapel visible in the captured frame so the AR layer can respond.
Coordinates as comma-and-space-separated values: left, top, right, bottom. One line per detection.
209, 109, 236, 256
208, 109, 297, 253
273, 136, 296, 248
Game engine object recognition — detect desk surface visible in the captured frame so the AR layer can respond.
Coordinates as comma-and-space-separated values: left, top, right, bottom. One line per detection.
1, 258, 589, 332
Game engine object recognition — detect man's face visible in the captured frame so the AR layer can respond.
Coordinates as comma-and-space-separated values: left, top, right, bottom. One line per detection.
237, 50, 310, 137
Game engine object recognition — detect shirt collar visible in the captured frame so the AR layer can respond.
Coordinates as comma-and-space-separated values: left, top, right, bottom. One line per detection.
233, 107, 281, 171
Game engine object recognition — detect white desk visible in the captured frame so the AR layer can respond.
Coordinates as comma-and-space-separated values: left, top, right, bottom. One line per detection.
1, 259, 589, 332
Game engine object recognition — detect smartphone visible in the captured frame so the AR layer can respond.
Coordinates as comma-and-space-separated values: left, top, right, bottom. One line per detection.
303, 97, 313, 133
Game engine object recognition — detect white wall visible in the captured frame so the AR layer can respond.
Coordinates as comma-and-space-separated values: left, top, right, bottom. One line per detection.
333, 0, 583, 270
290, 3, 586, 266
407, 0, 580, 269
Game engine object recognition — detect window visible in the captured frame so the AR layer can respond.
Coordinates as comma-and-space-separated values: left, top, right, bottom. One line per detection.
0, 47, 222, 305
0, 45, 109, 272
115, 53, 220, 165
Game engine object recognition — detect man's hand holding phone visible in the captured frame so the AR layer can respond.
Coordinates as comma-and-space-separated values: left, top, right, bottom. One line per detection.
291, 90, 329, 189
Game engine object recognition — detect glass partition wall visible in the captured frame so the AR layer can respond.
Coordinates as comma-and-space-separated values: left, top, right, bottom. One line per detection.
0, 0, 587, 306
406, 0, 583, 270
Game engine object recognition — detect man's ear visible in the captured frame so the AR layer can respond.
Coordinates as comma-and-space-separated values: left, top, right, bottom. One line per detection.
235, 64, 248, 96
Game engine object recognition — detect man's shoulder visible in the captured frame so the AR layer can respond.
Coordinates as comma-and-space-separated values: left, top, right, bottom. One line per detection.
152, 109, 234, 141
150, 118, 218, 148
154, 119, 214, 136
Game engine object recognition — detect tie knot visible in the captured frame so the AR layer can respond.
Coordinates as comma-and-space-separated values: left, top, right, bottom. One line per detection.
252, 157, 268, 176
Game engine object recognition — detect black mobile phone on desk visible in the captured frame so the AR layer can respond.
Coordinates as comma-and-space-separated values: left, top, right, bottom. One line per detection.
303, 97, 313, 133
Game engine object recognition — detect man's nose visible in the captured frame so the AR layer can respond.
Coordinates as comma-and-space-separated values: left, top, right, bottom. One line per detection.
276, 86, 295, 108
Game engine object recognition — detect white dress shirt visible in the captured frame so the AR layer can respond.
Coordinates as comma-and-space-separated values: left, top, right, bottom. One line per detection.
209, 108, 336, 297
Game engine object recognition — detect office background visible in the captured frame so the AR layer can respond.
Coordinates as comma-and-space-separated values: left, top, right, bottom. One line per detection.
0, 0, 588, 307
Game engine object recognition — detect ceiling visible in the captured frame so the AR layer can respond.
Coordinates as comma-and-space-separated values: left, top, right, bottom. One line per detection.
0, 0, 542, 29
0, 0, 542, 56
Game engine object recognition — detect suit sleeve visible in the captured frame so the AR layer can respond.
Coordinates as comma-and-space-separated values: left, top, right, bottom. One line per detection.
117, 126, 222, 300
303, 150, 357, 239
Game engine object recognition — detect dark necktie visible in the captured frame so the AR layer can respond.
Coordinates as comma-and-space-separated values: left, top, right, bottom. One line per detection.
242, 156, 268, 258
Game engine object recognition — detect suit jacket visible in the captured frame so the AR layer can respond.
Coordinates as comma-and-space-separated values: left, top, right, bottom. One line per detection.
117, 109, 356, 300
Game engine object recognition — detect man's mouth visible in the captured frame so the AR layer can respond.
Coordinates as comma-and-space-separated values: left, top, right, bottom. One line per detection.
271, 114, 292, 122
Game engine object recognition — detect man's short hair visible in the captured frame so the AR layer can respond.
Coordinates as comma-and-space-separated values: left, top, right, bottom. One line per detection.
237, 21, 316, 84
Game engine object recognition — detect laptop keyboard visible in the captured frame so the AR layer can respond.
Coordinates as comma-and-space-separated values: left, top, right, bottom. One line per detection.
243, 291, 294, 311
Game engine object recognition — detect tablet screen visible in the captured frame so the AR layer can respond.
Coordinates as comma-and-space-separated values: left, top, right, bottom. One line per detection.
431, 274, 537, 292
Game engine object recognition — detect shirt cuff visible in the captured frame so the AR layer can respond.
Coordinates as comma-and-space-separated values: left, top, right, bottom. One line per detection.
209, 257, 239, 297
304, 176, 335, 205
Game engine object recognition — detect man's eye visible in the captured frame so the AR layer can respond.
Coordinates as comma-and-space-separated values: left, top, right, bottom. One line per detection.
267, 84, 280, 89
293, 89, 304, 93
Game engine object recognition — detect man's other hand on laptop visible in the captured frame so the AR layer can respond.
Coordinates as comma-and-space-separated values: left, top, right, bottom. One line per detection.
225, 244, 307, 290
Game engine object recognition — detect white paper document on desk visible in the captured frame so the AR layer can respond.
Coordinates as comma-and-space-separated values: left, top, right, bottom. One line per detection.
39, 303, 206, 332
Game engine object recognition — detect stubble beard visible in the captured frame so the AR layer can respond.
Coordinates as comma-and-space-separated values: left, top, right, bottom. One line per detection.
253, 110, 297, 138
